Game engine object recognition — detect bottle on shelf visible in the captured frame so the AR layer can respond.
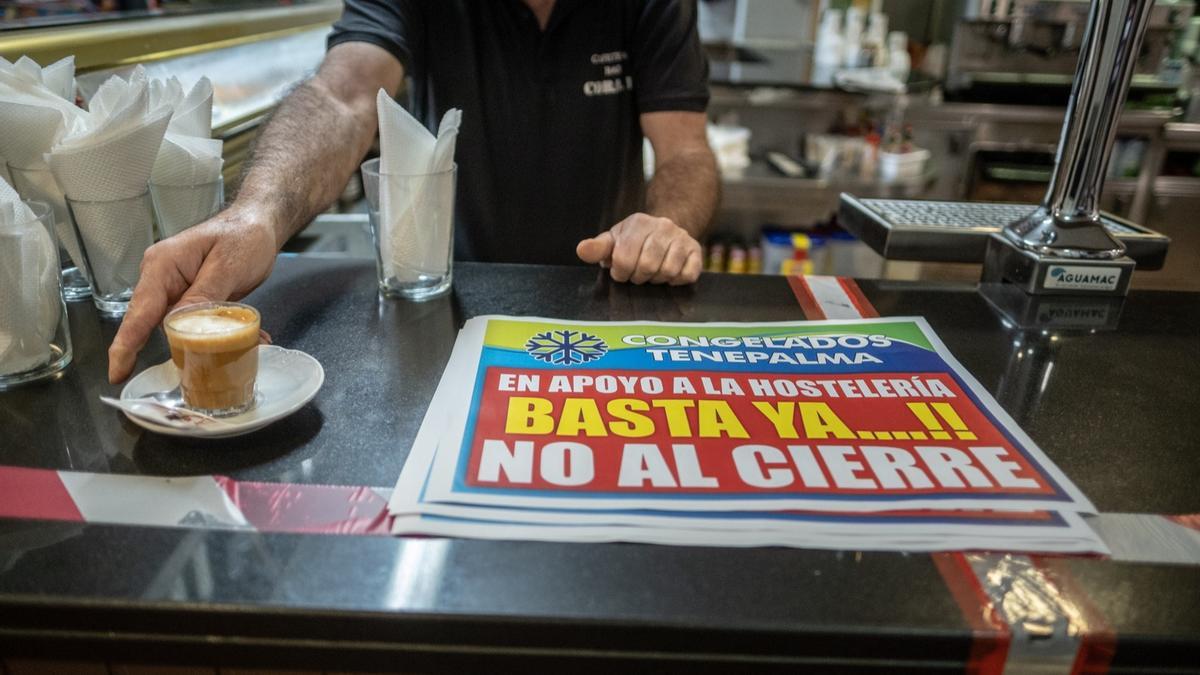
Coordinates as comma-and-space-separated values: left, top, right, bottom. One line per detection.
887, 31, 911, 81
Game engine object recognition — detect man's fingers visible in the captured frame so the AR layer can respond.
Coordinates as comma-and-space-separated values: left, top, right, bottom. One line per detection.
594, 214, 700, 284
575, 231, 615, 265
629, 232, 671, 284
170, 259, 239, 312
108, 263, 175, 384
669, 249, 703, 286
107, 242, 240, 384
609, 226, 650, 283
650, 239, 689, 284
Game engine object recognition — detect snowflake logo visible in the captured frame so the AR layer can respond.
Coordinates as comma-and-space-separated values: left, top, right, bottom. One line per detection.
525, 330, 608, 365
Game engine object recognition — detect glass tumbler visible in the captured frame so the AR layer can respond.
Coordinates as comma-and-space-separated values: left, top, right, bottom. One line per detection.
360, 157, 456, 301
0, 200, 73, 389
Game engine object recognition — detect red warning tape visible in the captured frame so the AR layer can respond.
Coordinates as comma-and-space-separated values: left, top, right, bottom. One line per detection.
795, 274, 1113, 675
836, 277, 879, 318
0, 465, 394, 536
0, 466, 83, 523
1167, 514, 1200, 533
1032, 556, 1116, 675
787, 275, 826, 320
931, 553, 1012, 675
215, 477, 394, 535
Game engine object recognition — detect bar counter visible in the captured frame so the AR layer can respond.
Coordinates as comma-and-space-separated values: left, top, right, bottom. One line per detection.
1, 256, 1198, 672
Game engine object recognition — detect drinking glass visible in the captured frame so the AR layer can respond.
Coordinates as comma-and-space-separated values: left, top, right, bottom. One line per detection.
0, 200, 73, 389
360, 157, 456, 300
150, 176, 224, 239
6, 162, 92, 301
66, 191, 156, 315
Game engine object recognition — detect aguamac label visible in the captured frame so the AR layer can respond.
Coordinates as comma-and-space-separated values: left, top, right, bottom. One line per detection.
1044, 265, 1121, 291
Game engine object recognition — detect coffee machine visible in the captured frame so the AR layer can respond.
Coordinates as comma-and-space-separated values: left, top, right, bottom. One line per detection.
947, 0, 1192, 100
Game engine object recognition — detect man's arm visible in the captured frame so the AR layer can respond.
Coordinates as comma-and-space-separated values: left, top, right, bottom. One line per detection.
242, 42, 404, 246
576, 110, 718, 284
107, 42, 403, 382
644, 110, 719, 237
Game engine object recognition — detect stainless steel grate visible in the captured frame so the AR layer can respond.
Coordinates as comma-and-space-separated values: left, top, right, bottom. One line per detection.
864, 200, 1140, 234
838, 195, 1168, 269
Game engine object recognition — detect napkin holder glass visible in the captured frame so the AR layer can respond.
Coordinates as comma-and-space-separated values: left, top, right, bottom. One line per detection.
6, 161, 92, 301
150, 176, 225, 239
360, 157, 456, 301
66, 190, 157, 316
0, 200, 73, 389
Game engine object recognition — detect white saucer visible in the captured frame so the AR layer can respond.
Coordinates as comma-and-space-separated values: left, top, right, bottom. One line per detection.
119, 345, 324, 438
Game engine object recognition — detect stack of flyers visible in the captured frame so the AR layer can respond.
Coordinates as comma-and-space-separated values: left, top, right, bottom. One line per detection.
387, 316, 1107, 554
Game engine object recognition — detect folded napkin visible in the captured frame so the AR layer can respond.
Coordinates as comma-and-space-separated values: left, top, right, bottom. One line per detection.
150, 75, 213, 138
0, 176, 60, 376
834, 67, 906, 94
47, 67, 172, 294
0, 56, 87, 267
0, 55, 75, 102
0, 56, 85, 168
149, 77, 224, 235
150, 75, 223, 185
376, 89, 461, 280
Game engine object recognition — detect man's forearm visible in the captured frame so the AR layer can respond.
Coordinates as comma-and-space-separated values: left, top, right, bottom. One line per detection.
645, 147, 719, 239
233, 76, 379, 248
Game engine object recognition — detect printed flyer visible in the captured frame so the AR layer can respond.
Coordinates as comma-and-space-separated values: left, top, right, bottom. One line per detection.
387, 316, 1103, 552
411, 316, 1095, 514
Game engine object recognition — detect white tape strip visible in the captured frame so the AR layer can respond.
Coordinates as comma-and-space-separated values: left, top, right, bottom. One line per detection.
1089, 513, 1200, 564
57, 471, 250, 530
803, 275, 865, 320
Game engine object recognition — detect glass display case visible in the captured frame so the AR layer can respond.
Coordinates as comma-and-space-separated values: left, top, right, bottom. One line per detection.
1, 0, 340, 190
1, 0, 327, 32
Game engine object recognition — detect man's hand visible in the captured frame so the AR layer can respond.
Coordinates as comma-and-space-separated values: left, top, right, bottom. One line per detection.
576, 212, 702, 285
582, 110, 717, 285
107, 207, 277, 383
106, 42, 403, 384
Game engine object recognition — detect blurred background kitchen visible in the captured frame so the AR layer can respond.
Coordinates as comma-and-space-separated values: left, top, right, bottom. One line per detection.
3, 0, 1198, 290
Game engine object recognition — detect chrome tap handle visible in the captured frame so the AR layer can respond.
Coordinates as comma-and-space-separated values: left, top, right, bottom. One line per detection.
1005, 0, 1157, 259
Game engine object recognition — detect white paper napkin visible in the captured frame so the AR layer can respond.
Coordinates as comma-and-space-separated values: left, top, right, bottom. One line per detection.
148, 77, 224, 236
1, 55, 76, 102
150, 76, 223, 184
376, 89, 461, 280
151, 75, 214, 138
47, 68, 172, 294
0, 177, 60, 376
0, 56, 84, 168
0, 56, 87, 267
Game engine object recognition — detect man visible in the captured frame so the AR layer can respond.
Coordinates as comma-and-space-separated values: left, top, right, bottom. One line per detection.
108, 0, 718, 383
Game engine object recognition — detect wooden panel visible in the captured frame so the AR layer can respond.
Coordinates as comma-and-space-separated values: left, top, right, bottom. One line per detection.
218, 669, 319, 675
4, 660, 107, 675
111, 665, 217, 675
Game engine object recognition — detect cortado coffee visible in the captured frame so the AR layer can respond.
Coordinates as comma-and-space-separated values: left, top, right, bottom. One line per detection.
164, 302, 261, 415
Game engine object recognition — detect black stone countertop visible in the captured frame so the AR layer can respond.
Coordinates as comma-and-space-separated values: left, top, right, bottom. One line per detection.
0, 257, 1197, 672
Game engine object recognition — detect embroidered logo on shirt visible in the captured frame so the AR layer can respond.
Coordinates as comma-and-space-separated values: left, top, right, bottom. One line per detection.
584, 50, 633, 96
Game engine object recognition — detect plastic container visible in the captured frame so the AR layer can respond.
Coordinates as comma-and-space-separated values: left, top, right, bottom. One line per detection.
887, 31, 911, 80
707, 124, 752, 177
879, 147, 929, 182
760, 229, 793, 274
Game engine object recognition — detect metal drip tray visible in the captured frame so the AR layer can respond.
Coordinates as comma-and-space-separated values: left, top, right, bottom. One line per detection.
838, 195, 1169, 269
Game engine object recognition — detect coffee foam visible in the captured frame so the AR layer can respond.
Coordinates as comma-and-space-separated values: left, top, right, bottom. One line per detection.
169, 312, 250, 335
166, 306, 260, 355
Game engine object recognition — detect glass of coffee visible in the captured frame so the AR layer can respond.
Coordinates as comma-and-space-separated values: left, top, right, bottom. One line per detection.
163, 301, 261, 416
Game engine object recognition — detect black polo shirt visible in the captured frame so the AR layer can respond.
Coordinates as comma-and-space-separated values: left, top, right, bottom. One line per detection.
327, 0, 710, 265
